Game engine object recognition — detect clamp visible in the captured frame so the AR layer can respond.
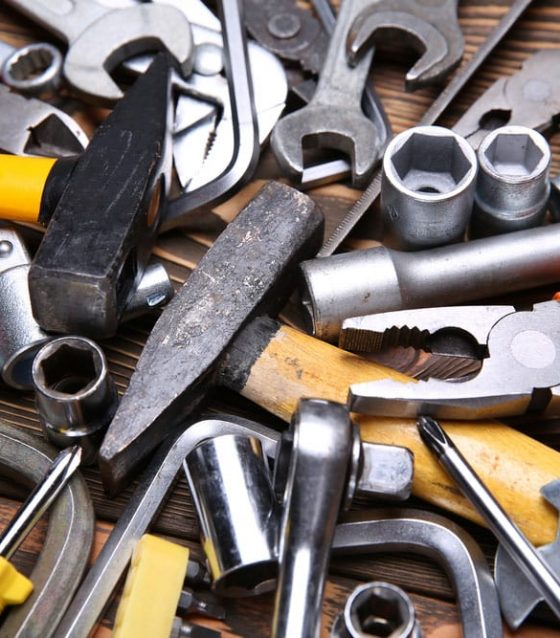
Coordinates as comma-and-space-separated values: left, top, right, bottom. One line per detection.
341, 300, 560, 419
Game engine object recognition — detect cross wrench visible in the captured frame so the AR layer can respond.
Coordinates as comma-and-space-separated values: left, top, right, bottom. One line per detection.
4, 0, 194, 104
271, 0, 379, 188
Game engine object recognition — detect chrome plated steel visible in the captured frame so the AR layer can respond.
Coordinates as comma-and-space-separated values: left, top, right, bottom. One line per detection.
0, 84, 88, 156
381, 126, 477, 250
0, 38, 62, 94
32, 336, 118, 464
418, 416, 560, 622
347, 301, 560, 420
332, 509, 502, 638
4, 0, 193, 103
0, 225, 51, 389
0, 422, 94, 638
471, 125, 551, 237
331, 582, 421, 638
300, 224, 560, 341
184, 435, 278, 596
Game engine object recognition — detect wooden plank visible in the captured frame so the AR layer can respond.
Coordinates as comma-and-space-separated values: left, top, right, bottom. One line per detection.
1, 1, 560, 635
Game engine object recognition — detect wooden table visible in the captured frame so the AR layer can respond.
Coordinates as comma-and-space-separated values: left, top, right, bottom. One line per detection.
1, 1, 560, 636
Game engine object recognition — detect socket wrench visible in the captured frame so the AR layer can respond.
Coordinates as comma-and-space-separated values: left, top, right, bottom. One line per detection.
271, 399, 413, 638
300, 224, 560, 341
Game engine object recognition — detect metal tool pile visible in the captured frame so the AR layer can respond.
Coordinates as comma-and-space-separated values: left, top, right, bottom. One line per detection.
1, 0, 560, 636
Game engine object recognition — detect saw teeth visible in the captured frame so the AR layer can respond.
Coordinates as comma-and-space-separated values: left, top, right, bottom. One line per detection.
340, 325, 432, 353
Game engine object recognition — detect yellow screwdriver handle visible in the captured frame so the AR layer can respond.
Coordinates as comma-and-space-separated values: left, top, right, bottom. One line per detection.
0, 155, 56, 222
0, 556, 33, 613
113, 535, 191, 638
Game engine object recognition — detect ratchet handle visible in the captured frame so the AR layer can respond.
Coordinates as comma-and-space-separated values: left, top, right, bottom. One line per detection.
229, 320, 560, 547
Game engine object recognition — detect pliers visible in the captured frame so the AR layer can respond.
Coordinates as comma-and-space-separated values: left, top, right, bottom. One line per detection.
341, 300, 560, 419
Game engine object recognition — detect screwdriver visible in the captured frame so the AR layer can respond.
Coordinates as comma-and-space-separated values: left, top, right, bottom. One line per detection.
418, 415, 560, 621
0, 445, 82, 612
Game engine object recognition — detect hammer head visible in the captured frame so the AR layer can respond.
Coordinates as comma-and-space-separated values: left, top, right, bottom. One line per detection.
29, 54, 172, 339
99, 181, 324, 493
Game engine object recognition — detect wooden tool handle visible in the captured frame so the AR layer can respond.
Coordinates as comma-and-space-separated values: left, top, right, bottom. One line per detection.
234, 322, 559, 546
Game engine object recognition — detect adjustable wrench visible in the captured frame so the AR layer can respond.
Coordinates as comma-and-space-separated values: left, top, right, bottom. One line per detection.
4, 0, 194, 104
0, 84, 88, 156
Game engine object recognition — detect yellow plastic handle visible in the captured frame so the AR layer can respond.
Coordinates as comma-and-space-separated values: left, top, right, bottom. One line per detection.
0, 155, 56, 222
0, 556, 33, 613
113, 534, 190, 638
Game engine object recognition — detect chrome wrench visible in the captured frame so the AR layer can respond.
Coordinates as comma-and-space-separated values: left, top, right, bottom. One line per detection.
0, 38, 62, 95
4, 0, 194, 103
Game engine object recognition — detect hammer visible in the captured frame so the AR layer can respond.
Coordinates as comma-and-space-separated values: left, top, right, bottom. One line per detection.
0, 54, 172, 338
100, 181, 560, 546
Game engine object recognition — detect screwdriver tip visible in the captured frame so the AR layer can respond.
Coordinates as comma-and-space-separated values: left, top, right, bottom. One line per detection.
417, 416, 451, 458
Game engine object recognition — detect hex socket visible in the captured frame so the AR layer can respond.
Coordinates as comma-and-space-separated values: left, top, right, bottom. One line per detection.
471, 125, 551, 237
300, 224, 560, 341
184, 435, 278, 597
32, 337, 117, 464
381, 126, 477, 250
331, 582, 420, 638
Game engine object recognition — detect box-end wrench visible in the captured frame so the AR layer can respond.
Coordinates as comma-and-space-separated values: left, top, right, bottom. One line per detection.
0, 39, 62, 95
4, 0, 194, 104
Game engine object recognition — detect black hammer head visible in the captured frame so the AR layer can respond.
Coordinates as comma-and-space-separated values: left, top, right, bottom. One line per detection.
29, 54, 172, 339
99, 181, 324, 493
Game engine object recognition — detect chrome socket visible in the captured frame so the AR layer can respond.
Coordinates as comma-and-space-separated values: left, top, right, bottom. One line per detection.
32, 336, 117, 464
184, 434, 279, 597
472, 125, 551, 237
381, 126, 477, 250
0, 225, 50, 389
331, 582, 422, 638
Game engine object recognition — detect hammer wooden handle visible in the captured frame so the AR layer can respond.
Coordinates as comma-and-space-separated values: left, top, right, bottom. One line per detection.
231, 321, 559, 546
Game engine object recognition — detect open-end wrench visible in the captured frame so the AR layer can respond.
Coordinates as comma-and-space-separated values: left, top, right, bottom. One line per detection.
347, 0, 463, 90
0, 38, 62, 95
4, 0, 194, 104
271, 0, 380, 188
319, 0, 534, 256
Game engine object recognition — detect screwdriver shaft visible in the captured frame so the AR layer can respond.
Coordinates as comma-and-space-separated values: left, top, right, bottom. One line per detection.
0, 445, 82, 559
418, 416, 560, 620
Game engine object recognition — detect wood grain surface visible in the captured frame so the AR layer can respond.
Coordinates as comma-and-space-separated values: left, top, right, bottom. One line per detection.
1, 1, 560, 636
